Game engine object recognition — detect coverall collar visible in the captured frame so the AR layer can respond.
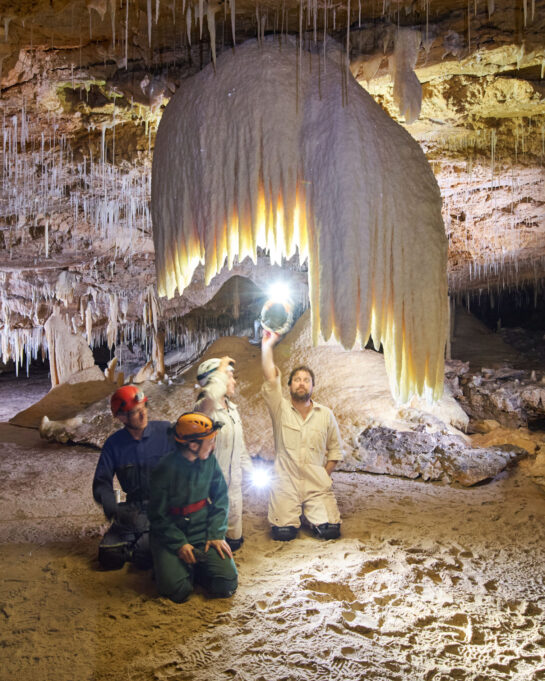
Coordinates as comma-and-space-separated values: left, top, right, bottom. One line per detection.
290, 400, 323, 424
124, 422, 153, 442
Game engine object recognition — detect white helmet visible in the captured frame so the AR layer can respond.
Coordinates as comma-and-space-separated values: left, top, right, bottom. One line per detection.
196, 358, 233, 386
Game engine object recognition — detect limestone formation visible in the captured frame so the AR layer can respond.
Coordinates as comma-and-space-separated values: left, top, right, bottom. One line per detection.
346, 424, 525, 486
44, 312, 104, 387
454, 367, 545, 429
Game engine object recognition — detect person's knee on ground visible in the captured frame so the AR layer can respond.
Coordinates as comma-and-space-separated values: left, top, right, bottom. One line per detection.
271, 525, 298, 541
98, 543, 131, 570
160, 576, 193, 603
206, 574, 238, 598
313, 522, 341, 540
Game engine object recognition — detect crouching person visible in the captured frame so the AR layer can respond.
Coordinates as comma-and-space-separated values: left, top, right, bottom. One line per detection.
148, 412, 238, 603
92, 385, 171, 570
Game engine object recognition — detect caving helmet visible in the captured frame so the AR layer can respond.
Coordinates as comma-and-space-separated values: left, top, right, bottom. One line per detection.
196, 358, 233, 387
174, 412, 223, 443
110, 385, 148, 417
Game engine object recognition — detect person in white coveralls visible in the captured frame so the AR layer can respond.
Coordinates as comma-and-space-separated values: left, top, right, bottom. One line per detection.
261, 330, 343, 541
194, 356, 253, 552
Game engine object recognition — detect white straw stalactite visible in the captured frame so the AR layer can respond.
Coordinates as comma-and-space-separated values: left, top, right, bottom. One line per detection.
151, 38, 448, 402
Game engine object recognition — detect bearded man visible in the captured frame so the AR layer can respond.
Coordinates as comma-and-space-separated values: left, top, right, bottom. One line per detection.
261, 331, 344, 541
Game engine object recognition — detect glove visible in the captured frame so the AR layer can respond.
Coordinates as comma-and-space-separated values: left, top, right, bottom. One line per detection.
115, 504, 148, 532
102, 496, 118, 521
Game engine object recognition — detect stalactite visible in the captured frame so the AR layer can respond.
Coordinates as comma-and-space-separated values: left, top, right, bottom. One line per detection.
85, 302, 93, 344
207, 2, 217, 67
186, 5, 192, 45
124, 0, 129, 68
230, 0, 236, 46
147, 0, 153, 47
110, 0, 116, 46
389, 27, 422, 124
106, 292, 118, 349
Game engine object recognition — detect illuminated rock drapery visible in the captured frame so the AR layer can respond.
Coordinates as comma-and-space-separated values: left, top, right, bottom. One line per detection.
152, 39, 448, 401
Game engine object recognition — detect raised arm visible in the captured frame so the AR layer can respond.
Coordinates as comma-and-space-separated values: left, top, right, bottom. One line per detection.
261, 330, 280, 382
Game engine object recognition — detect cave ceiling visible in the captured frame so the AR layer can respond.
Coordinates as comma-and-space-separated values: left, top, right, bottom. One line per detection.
0, 0, 544, 370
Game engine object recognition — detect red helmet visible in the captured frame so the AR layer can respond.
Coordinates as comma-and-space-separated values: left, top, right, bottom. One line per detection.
111, 385, 148, 417
174, 412, 222, 443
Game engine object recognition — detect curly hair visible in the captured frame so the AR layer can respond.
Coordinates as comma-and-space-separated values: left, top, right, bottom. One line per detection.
288, 365, 315, 387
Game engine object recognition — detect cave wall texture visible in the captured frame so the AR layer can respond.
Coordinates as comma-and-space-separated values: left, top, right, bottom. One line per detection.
0, 0, 544, 378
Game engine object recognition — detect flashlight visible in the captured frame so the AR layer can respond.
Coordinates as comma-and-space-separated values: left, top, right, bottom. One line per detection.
251, 467, 271, 488
260, 283, 294, 336
267, 282, 292, 304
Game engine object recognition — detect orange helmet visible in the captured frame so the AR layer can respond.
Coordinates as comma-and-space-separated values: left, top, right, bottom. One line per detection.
174, 412, 222, 443
110, 385, 148, 417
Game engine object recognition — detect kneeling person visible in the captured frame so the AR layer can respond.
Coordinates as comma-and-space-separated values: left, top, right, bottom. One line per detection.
92, 385, 171, 570
261, 331, 344, 541
148, 412, 238, 603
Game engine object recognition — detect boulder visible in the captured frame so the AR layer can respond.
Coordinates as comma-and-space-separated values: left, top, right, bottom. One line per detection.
342, 425, 526, 486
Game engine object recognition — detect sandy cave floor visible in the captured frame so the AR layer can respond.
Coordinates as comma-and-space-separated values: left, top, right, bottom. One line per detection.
2, 378, 545, 681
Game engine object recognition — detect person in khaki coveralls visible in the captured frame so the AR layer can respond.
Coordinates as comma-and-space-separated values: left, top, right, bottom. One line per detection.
261, 331, 344, 541
195, 356, 253, 552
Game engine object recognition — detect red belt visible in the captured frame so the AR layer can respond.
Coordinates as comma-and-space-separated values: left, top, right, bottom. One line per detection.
169, 498, 208, 516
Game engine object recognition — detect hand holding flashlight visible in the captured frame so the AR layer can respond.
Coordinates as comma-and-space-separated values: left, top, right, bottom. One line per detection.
260, 282, 294, 336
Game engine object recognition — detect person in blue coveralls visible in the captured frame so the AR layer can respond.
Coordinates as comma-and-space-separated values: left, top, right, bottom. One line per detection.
92, 385, 171, 570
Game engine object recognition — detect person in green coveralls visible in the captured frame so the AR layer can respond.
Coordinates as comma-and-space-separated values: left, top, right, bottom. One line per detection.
148, 412, 238, 603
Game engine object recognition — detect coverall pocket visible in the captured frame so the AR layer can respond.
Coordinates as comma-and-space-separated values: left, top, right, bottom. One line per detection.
307, 429, 327, 465
117, 464, 140, 493
307, 464, 332, 490
281, 424, 301, 453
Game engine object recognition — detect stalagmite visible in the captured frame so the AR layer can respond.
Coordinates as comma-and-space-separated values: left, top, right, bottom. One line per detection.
44, 312, 102, 387
152, 330, 166, 379
154, 39, 448, 402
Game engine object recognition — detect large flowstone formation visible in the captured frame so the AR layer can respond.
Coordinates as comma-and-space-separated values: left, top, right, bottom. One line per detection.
152, 38, 449, 402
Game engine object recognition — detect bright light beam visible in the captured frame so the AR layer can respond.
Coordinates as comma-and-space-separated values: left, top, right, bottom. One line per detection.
267, 281, 292, 304
251, 467, 271, 488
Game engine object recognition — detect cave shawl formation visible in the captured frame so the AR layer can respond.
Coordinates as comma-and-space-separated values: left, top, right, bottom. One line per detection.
152, 38, 448, 402
0, 0, 543, 399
